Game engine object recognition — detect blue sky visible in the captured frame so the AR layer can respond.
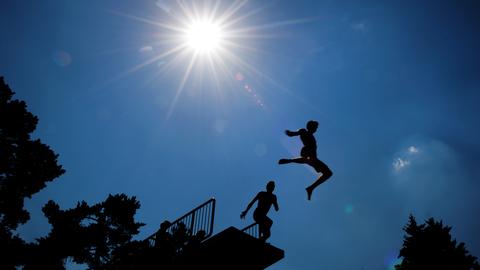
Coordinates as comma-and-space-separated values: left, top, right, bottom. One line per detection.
1, 1, 480, 269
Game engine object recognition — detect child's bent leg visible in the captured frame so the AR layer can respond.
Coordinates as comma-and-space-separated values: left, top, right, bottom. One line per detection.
306, 160, 333, 200
262, 217, 273, 241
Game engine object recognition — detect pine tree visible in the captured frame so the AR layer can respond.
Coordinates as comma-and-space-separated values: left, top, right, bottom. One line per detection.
396, 215, 480, 270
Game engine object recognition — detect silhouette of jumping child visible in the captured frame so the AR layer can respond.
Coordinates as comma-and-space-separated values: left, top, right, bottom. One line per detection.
240, 181, 279, 242
278, 120, 333, 200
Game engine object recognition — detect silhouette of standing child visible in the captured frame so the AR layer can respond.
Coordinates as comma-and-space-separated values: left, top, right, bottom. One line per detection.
278, 120, 333, 200
240, 181, 279, 241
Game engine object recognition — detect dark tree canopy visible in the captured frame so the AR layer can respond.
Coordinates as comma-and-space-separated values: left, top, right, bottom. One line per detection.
0, 76, 66, 269
396, 215, 480, 270
0, 77, 145, 270
24, 194, 144, 270
0, 76, 65, 230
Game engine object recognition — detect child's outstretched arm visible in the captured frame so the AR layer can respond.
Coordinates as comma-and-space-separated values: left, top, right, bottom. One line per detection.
285, 129, 303, 137
240, 193, 259, 219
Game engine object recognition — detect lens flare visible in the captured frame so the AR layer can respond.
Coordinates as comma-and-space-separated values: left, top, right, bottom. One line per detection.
53, 50, 72, 67
107, 1, 315, 118
344, 204, 354, 214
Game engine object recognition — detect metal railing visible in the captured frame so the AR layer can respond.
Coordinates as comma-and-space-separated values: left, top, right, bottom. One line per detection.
241, 222, 259, 239
146, 198, 216, 246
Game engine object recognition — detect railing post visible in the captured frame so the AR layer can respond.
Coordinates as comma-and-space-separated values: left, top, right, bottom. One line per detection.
144, 198, 216, 244
190, 211, 195, 236
210, 198, 215, 236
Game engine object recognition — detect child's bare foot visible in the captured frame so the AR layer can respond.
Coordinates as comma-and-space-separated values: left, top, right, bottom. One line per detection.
278, 159, 290, 164
306, 187, 313, 201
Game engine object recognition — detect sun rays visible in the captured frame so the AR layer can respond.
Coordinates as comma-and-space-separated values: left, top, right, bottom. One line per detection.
107, 0, 314, 118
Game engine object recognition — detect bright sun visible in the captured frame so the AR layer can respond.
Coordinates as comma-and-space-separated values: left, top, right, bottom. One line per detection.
185, 20, 223, 53
112, 0, 307, 117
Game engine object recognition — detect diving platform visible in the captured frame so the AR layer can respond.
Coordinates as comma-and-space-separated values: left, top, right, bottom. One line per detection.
198, 226, 285, 270
145, 198, 284, 270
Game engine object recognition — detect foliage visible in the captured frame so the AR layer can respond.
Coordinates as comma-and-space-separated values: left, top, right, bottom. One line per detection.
0, 76, 66, 268
396, 215, 480, 270
0, 76, 65, 230
24, 194, 144, 270
0, 77, 145, 270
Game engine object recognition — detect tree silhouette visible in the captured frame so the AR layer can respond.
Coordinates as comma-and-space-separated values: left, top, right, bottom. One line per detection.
0, 76, 65, 268
0, 77, 145, 270
396, 215, 480, 270
24, 194, 144, 270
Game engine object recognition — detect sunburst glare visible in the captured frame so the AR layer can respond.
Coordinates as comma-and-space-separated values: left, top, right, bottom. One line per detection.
109, 0, 313, 117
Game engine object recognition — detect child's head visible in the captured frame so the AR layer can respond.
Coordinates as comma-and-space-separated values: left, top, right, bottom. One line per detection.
306, 120, 319, 132
159, 220, 171, 231
266, 181, 275, 192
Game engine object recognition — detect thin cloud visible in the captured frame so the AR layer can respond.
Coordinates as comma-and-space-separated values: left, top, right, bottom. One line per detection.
393, 157, 410, 171
392, 145, 419, 171
389, 138, 476, 226
408, 146, 419, 153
